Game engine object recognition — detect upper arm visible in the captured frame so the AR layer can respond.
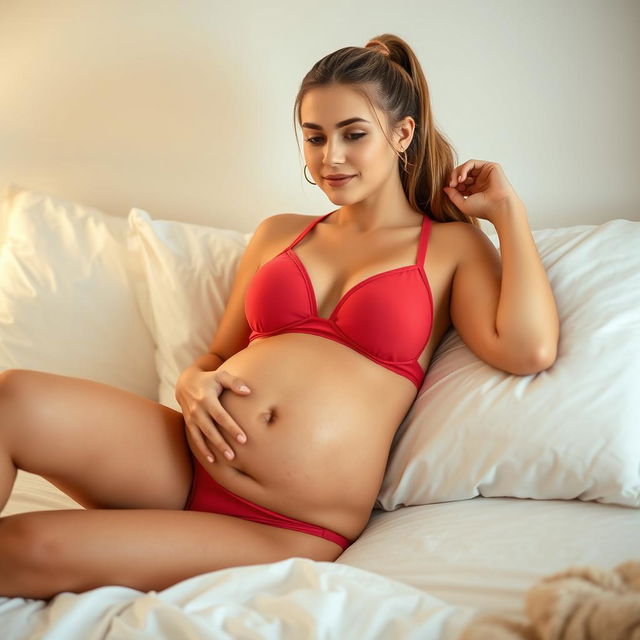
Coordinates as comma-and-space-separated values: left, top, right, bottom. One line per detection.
450, 223, 529, 375
207, 213, 295, 361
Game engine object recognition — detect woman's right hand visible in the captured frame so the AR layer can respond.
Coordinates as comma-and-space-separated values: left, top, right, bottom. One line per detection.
175, 367, 251, 463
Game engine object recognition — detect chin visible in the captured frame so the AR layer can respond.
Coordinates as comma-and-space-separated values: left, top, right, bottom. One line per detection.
323, 186, 360, 200
326, 195, 355, 206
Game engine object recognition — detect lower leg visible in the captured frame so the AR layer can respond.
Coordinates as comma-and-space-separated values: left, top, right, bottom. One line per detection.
0, 507, 297, 599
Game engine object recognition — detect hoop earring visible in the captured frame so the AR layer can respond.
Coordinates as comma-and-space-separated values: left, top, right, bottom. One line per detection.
400, 149, 409, 173
303, 164, 316, 185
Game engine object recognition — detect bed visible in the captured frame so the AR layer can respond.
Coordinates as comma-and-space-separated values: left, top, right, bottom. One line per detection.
0, 183, 638, 639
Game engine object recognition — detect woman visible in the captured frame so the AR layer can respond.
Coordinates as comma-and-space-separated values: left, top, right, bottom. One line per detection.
0, 34, 559, 599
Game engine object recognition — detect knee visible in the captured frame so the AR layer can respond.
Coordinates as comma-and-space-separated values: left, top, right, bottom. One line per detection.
0, 512, 54, 575
0, 369, 31, 397
0, 513, 65, 599
0, 369, 43, 422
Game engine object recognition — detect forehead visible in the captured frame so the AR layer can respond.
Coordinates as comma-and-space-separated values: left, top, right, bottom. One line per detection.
300, 84, 380, 124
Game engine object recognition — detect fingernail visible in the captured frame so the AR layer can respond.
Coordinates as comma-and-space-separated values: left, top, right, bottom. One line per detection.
237, 433, 246, 443
224, 450, 234, 460
239, 385, 250, 392
207, 455, 214, 463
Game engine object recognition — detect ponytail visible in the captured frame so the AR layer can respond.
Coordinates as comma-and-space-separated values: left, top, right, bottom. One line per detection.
293, 33, 479, 227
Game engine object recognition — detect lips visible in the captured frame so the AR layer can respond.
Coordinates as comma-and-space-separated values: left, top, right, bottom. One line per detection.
325, 175, 355, 187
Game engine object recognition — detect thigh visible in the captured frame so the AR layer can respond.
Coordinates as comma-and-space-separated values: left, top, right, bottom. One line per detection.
0, 369, 193, 511
0, 507, 340, 599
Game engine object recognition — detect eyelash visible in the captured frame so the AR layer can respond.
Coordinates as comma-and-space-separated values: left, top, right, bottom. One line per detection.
304, 133, 366, 145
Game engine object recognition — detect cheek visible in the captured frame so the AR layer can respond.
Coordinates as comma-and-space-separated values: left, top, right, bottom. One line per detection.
304, 139, 388, 172
360, 140, 393, 169
355, 147, 376, 166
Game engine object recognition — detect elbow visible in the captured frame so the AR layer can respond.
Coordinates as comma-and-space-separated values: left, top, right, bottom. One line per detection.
528, 343, 558, 373
478, 333, 559, 376
492, 342, 558, 376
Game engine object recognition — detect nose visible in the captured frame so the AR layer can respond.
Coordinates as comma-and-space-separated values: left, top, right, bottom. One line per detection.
322, 135, 346, 166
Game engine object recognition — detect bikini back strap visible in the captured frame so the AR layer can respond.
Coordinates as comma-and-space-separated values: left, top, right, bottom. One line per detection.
287, 210, 336, 250
416, 214, 432, 267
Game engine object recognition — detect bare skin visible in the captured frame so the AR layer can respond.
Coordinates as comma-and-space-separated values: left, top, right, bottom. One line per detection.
0, 213, 458, 600
0, 367, 343, 600
191, 212, 457, 542
0, 84, 462, 599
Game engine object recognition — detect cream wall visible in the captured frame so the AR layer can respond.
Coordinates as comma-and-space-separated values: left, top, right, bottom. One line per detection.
0, 0, 638, 234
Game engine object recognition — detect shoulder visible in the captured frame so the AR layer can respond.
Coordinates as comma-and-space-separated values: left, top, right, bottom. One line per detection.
247, 213, 302, 246
262, 212, 305, 225
256, 212, 311, 237
438, 220, 499, 273
251, 213, 317, 264
438, 219, 486, 241
260, 212, 324, 245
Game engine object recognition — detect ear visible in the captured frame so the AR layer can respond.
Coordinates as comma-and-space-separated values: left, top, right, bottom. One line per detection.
394, 115, 416, 151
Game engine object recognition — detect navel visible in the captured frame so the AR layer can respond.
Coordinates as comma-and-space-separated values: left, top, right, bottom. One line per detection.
260, 407, 277, 425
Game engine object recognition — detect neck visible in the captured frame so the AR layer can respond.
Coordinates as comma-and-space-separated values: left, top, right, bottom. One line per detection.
329, 171, 424, 233
333, 205, 424, 234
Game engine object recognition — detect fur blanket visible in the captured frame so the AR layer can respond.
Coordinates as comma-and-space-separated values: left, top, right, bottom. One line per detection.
459, 560, 640, 640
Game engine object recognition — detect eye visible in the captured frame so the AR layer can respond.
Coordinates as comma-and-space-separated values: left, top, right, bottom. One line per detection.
304, 133, 366, 145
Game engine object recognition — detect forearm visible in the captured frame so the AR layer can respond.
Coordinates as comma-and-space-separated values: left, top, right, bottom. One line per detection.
492, 200, 560, 366
186, 351, 226, 373
176, 352, 226, 393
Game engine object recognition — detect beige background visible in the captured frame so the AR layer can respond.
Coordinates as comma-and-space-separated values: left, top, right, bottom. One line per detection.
0, 0, 638, 234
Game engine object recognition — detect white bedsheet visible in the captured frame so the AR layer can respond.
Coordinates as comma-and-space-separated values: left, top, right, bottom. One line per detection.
0, 473, 481, 639
339, 496, 640, 618
1, 475, 638, 639
0, 558, 478, 639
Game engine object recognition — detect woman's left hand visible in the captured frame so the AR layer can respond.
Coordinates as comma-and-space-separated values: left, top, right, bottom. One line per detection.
443, 159, 522, 222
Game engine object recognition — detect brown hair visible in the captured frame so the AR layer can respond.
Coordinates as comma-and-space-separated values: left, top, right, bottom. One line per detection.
293, 33, 480, 228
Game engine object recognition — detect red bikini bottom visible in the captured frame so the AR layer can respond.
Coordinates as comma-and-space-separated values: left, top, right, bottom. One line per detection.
184, 454, 353, 551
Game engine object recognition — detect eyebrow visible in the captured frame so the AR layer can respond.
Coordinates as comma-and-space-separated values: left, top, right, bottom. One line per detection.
301, 117, 370, 130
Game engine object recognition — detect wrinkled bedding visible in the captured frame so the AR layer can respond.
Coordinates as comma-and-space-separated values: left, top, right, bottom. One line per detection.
1, 557, 479, 640
2, 473, 639, 639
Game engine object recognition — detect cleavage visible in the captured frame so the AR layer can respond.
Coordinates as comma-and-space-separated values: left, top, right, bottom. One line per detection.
290, 217, 423, 320
292, 238, 417, 321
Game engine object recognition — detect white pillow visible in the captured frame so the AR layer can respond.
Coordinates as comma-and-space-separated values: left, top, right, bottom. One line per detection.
0, 184, 158, 399
377, 219, 640, 510
126, 208, 251, 411
127, 207, 640, 509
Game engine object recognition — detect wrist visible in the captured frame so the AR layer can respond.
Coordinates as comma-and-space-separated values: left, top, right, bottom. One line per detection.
491, 197, 527, 225
177, 364, 201, 386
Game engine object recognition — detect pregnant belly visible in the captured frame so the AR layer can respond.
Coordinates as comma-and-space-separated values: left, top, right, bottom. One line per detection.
186, 333, 417, 541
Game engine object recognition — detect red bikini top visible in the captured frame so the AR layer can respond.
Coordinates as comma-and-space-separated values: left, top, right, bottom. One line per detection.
244, 210, 434, 389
